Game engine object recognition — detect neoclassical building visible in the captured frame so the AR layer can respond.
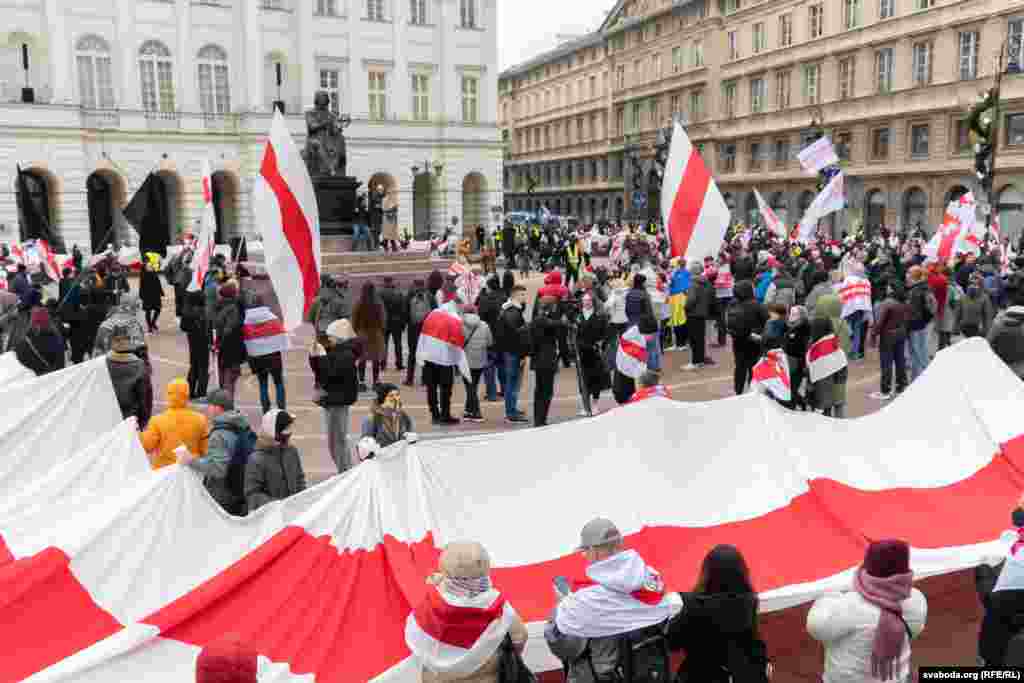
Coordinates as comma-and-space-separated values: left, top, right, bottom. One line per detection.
500, 0, 1024, 241
1, 0, 501, 254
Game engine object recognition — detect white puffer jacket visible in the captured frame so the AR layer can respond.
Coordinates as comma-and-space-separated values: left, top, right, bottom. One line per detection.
807, 588, 928, 683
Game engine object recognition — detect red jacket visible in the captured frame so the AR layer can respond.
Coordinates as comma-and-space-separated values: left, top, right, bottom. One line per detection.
927, 273, 949, 322
538, 272, 569, 300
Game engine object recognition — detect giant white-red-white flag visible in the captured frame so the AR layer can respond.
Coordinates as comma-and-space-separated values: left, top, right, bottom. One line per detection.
253, 109, 321, 330
751, 349, 791, 402
188, 159, 217, 293
660, 121, 730, 261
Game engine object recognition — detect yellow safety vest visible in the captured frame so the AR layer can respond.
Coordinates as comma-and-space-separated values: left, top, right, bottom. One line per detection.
566, 243, 579, 267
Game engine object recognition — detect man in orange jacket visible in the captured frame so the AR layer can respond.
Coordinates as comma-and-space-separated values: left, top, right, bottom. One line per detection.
140, 377, 209, 469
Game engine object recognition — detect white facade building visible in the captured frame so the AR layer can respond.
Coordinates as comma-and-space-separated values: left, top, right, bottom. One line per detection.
0, 0, 501, 253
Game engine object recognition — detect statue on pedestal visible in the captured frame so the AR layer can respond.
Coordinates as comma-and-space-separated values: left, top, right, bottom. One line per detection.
303, 91, 351, 177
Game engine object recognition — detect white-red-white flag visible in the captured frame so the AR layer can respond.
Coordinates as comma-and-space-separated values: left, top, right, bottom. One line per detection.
924, 213, 968, 265
35, 239, 60, 281
188, 159, 217, 293
242, 305, 290, 358
253, 109, 321, 330
616, 325, 648, 379
416, 301, 471, 381
404, 589, 519, 677
8, 243, 24, 265
751, 349, 791, 402
807, 334, 848, 383
754, 188, 786, 239
796, 173, 845, 244
660, 121, 730, 261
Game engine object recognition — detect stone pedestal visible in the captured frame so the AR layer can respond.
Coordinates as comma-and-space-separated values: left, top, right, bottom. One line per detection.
313, 175, 361, 235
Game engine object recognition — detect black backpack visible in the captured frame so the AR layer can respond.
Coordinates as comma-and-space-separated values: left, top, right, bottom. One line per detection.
583, 621, 671, 683
215, 423, 258, 515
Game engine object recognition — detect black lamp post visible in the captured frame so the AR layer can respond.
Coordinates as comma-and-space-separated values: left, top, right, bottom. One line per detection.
21, 44, 34, 104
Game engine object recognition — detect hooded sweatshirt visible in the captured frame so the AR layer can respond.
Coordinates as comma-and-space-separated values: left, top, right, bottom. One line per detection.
106, 351, 154, 426
462, 313, 494, 370
988, 306, 1024, 379
94, 295, 147, 354
190, 410, 250, 513
139, 379, 209, 469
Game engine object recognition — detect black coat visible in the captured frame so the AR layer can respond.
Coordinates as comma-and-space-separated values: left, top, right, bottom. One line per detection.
977, 563, 1024, 666
577, 312, 610, 392
667, 592, 769, 683
16, 329, 66, 375
139, 270, 164, 311
213, 299, 247, 369
380, 285, 409, 330
309, 339, 359, 407
685, 277, 715, 319
530, 313, 565, 372
493, 303, 527, 356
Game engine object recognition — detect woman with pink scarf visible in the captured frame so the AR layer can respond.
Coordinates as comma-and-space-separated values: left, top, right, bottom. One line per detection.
807, 540, 927, 682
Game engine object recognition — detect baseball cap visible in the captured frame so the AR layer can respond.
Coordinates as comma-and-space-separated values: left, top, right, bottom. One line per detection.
207, 388, 234, 411
577, 518, 623, 551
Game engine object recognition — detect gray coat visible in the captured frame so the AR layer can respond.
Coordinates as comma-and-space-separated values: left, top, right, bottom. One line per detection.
244, 437, 307, 511
462, 313, 494, 370
545, 615, 621, 683
805, 282, 834, 318
190, 410, 249, 513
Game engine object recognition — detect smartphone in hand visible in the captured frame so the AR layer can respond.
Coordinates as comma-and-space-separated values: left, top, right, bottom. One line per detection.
553, 576, 571, 600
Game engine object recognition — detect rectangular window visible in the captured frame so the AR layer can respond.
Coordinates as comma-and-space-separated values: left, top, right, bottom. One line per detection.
633, 59, 643, 84
589, 76, 596, 98
368, 71, 387, 120
910, 123, 930, 157
691, 40, 704, 67
630, 101, 641, 132
953, 119, 971, 153
843, 0, 861, 29
460, 0, 477, 28
615, 65, 625, 89
689, 89, 704, 121
880, 0, 893, 18
871, 127, 890, 159
319, 69, 341, 114
749, 141, 763, 170
775, 138, 790, 167
410, 0, 427, 24
776, 70, 790, 109
725, 0, 740, 13
809, 3, 824, 39
836, 131, 852, 160
1012, 20, 1024, 73
913, 42, 933, 85
838, 56, 856, 100
615, 107, 624, 137
753, 22, 766, 53
140, 59, 174, 113
652, 54, 662, 79
779, 14, 793, 47
914, 0, 933, 9
670, 93, 680, 115
803, 64, 820, 104
367, 0, 384, 20
411, 73, 429, 121
672, 46, 682, 73
577, 116, 585, 141
316, 0, 338, 15
876, 48, 894, 93
750, 77, 765, 113
461, 75, 478, 123
728, 31, 738, 60
959, 31, 979, 80
1007, 113, 1024, 146
720, 143, 736, 173
723, 82, 736, 118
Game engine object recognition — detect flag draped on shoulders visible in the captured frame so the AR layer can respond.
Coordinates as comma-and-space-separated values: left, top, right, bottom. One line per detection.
253, 109, 321, 331
751, 349, 791, 402
417, 301, 471, 381
405, 587, 519, 677
807, 334, 848, 383
243, 306, 290, 358
616, 325, 648, 379
660, 121, 730, 261
837, 275, 872, 318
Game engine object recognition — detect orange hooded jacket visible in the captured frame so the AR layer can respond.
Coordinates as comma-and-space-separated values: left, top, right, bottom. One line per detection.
140, 378, 209, 469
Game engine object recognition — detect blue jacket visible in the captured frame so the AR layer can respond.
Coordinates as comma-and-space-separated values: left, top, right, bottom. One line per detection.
669, 269, 691, 296
755, 271, 775, 303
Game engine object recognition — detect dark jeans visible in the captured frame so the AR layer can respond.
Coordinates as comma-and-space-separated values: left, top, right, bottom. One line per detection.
962, 324, 981, 338
144, 307, 160, 330
464, 368, 484, 415
673, 323, 688, 349
734, 346, 759, 395
880, 336, 909, 395
715, 298, 732, 345
423, 361, 454, 420
187, 329, 210, 399
257, 366, 286, 414
219, 364, 241, 402
533, 368, 557, 426
484, 351, 501, 400
937, 330, 952, 350
688, 317, 707, 365
405, 323, 422, 384
502, 352, 522, 417
384, 326, 406, 369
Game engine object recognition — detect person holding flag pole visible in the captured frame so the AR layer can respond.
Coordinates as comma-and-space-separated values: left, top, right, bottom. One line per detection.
190, 160, 221, 391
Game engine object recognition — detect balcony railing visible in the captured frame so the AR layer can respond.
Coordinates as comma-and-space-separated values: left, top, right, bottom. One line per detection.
202, 113, 240, 133
80, 108, 120, 130
145, 110, 182, 131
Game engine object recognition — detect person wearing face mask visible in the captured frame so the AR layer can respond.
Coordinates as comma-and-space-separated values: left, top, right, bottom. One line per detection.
361, 383, 414, 447
244, 409, 307, 512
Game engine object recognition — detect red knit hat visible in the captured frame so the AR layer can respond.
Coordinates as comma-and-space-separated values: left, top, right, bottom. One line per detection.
862, 539, 910, 578
195, 636, 258, 683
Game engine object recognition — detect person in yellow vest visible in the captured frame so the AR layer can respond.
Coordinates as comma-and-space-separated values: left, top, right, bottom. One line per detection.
565, 237, 582, 289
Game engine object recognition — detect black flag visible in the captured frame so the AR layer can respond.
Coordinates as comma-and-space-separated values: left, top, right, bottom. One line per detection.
16, 165, 62, 250
123, 173, 170, 257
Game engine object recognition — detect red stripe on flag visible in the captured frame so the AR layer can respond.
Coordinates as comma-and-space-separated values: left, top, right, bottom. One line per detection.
421, 310, 466, 347
0, 548, 123, 682
667, 150, 712, 259
413, 590, 507, 649
807, 335, 840, 364
260, 145, 319, 319
620, 337, 647, 363
243, 319, 287, 340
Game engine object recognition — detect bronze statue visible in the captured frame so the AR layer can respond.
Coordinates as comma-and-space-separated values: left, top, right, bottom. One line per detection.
304, 91, 350, 177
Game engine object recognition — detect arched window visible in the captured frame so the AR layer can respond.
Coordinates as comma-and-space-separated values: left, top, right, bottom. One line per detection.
903, 188, 928, 232
138, 41, 175, 113
197, 45, 231, 114
865, 189, 886, 231
76, 35, 115, 109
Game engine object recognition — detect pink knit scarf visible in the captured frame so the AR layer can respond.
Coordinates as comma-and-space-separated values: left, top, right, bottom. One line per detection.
854, 568, 913, 681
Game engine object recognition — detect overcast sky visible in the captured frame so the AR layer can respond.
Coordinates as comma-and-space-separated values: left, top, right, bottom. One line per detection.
498, 0, 612, 71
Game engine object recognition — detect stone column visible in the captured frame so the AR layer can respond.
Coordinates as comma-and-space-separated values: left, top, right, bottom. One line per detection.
44, 0, 71, 104
177, 0, 194, 111
243, 0, 263, 111
116, 0, 138, 109
296, 0, 316, 111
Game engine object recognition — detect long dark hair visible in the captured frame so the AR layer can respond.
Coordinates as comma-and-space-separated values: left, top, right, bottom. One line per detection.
426, 269, 444, 295
695, 544, 756, 597
352, 282, 384, 333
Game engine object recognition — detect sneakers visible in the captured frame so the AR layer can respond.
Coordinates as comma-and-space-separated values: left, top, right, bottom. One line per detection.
462, 413, 485, 423
437, 416, 460, 426
664, 345, 677, 352
683, 363, 704, 371
704, 357, 717, 366
576, 409, 592, 417
506, 414, 530, 424
868, 391, 893, 401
